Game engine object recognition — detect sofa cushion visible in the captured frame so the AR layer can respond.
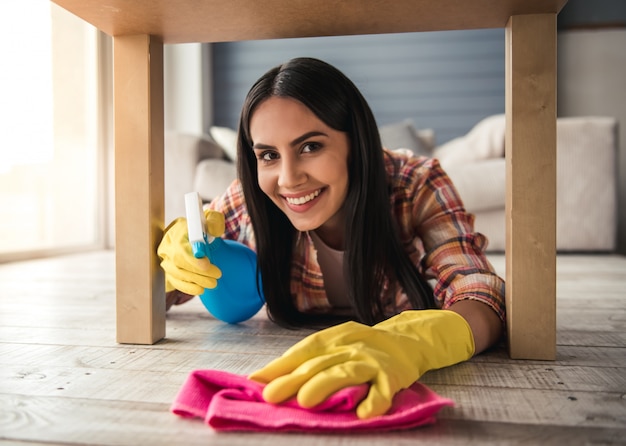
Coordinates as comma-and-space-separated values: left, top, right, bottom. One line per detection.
443, 158, 505, 213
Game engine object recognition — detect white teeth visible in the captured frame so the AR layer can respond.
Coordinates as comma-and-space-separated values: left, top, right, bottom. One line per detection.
285, 189, 321, 205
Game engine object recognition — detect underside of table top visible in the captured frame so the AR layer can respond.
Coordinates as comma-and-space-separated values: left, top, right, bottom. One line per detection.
52, 0, 568, 43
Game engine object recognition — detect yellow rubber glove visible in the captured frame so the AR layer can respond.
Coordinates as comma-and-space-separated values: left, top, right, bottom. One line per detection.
157, 210, 225, 295
248, 310, 474, 419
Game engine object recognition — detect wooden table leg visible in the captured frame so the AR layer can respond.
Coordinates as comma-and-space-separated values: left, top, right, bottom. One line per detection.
505, 14, 557, 360
113, 34, 166, 344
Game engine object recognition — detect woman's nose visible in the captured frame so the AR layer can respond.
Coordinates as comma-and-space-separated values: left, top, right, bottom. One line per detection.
277, 156, 306, 188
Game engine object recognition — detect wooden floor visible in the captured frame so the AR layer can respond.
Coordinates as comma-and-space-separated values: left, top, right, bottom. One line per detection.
1, 251, 625, 445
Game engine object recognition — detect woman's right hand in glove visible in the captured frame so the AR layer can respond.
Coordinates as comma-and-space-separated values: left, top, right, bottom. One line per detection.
157, 211, 225, 296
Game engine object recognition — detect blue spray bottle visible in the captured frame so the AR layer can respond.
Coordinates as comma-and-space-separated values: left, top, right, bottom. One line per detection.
185, 192, 265, 323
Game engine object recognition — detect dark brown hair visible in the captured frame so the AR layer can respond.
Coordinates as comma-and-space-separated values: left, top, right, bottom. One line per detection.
237, 57, 434, 327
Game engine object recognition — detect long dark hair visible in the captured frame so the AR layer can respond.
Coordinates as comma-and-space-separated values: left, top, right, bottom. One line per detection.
237, 57, 434, 327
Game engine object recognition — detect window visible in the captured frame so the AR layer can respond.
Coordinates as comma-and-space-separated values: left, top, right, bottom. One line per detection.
0, 2, 105, 261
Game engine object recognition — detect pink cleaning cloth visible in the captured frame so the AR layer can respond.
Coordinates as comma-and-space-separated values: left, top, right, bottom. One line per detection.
170, 369, 454, 432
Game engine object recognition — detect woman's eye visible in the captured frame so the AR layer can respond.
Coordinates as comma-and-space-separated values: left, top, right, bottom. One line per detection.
301, 142, 321, 153
258, 151, 278, 162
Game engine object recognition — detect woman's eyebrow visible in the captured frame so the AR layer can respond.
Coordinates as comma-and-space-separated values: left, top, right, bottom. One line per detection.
252, 142, 273, 151
252, 131, 328, 150
290, 131, 328, 147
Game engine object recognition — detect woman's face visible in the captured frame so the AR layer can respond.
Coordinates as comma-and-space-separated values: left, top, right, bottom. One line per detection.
249, 96, 350, 248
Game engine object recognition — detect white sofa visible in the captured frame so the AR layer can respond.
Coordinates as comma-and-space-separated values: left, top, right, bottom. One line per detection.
165, 115, 619, 252
435, 114, 619, 252
164, 131, 235, 224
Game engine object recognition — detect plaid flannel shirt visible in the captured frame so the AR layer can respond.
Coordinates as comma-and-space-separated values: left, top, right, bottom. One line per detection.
208, 149, 506, 324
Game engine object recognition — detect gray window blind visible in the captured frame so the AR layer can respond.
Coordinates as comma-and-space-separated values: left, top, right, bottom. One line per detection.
207, 29, 505, 145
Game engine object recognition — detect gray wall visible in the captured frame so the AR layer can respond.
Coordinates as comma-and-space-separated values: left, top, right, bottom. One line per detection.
207, 29, 506, 146
558, 0, 626, 29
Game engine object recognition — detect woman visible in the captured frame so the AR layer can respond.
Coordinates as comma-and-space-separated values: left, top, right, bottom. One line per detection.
158, 57, 505, 419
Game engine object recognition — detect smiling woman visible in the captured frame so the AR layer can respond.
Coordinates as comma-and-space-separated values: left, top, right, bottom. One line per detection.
251, 97, 350, 245
157, 57, 505, 418
0, 3, 103, 261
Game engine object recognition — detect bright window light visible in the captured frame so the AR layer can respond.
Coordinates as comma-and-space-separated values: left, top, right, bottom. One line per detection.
0, 1, 54, 173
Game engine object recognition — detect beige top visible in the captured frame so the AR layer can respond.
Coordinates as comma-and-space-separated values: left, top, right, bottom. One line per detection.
309, 231, 352, 311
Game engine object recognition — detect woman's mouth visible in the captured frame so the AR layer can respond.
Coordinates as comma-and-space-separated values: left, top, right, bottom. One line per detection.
285, 189, 321, 205
283, 188, 323, 211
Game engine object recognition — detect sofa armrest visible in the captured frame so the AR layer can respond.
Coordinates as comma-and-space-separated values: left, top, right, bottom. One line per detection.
164, 132, 225, 224
556, 116, 618, 251
193, 158, 238, 203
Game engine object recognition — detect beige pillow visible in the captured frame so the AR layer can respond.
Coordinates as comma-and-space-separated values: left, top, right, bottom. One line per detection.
210, 126, 238, 162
